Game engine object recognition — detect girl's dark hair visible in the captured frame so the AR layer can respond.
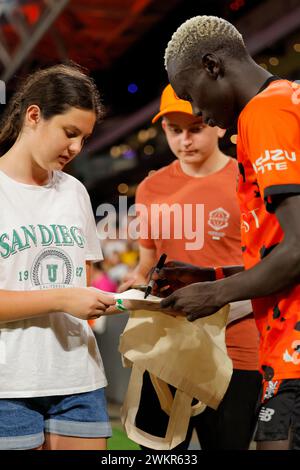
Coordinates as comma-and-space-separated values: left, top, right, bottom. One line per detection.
0, 63, 104, 155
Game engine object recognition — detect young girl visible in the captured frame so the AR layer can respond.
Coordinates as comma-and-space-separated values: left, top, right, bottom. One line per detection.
0, 64, 134, 450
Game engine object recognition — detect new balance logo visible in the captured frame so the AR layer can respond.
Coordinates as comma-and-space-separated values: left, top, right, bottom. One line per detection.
258, 407, 275, 422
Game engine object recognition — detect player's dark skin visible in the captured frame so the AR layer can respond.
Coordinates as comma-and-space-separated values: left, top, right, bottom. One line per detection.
152, 52, 300, 450
159, 52, 300, 319
156, 194, 300, 319
152, 261, 242, 296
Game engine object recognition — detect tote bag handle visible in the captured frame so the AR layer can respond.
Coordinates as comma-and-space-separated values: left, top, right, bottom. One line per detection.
121, 364, 193, 450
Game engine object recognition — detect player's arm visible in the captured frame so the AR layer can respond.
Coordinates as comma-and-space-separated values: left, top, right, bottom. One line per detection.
220, 194, 300, 300
161, 195, 300, 320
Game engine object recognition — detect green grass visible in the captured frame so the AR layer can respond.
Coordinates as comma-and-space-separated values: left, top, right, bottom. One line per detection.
108, 426, 141, 450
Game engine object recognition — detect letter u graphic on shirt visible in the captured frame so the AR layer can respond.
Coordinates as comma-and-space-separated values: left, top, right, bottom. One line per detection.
46, 264, 58, 283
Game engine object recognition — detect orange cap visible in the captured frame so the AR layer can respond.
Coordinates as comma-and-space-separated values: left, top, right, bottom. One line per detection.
152, 84, 193, 123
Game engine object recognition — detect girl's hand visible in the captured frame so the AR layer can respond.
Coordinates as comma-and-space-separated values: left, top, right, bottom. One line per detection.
60, 288, 116, 320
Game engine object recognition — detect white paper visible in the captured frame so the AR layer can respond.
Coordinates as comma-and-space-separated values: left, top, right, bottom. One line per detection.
114, 289, 162, 310
114, 289, 161, 303
88, 287, 162, 312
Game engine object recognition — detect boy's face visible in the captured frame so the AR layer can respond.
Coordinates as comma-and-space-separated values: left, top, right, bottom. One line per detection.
168, 60, 237, 129
162, 112, 225, 165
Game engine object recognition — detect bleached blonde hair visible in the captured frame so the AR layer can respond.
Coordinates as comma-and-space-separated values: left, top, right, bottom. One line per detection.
164, 16, 247, 70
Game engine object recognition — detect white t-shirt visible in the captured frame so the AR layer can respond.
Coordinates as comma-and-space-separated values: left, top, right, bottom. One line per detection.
0, 170, 106, 398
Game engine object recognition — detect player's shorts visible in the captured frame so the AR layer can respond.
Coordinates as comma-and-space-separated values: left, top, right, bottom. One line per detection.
254, 378, 300, 449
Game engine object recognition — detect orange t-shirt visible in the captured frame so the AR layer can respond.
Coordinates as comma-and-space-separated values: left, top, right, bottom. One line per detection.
136, 158, 259, 370
237, 78, 300, 380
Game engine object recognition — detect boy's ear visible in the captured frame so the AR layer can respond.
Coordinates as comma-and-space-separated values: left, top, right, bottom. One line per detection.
217, 127, 226, 138
161, 118, 167, 133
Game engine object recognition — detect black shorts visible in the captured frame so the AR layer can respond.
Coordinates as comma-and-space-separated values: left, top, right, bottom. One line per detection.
254, 378, 300, 449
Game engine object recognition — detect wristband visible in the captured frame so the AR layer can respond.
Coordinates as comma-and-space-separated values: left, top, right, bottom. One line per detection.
116, 298, 127, 312
214, 266, 224, 280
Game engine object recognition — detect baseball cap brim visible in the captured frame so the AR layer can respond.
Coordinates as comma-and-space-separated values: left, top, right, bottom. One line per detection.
152, 105, 194, 123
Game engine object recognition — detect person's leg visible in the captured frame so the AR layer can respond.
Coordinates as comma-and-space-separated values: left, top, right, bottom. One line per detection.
0, 397, 44, 450
256, 438, 290, 450
43, 388, 111, 451
254, 379, 299, 450
135, 371, 193, 450
43, 433, 106, 450
194, 369, 262, 450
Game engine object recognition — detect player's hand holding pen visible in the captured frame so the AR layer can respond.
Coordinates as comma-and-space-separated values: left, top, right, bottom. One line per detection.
152, 260, 216, 297
143, 253, 167, 299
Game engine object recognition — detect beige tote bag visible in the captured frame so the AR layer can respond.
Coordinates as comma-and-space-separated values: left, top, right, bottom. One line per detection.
119, 306, 232, 450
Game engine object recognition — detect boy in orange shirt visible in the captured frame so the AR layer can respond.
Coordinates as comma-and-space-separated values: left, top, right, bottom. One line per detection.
124, 84, 260, 450
161, 15, 300, 450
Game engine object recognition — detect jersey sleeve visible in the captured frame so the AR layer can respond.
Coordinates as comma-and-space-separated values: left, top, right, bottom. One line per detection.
244, 102, 300, 212
81, 186, 103, 261
135, 182, 156, 249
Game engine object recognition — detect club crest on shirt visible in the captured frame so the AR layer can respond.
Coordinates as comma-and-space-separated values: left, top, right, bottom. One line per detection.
208, 207, 230, 240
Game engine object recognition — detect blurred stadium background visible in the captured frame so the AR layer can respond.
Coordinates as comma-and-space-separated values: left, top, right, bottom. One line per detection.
1, 0, 299, 449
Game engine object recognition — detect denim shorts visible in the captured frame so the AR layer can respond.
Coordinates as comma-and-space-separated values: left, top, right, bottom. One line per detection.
0, 388, 112, 450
